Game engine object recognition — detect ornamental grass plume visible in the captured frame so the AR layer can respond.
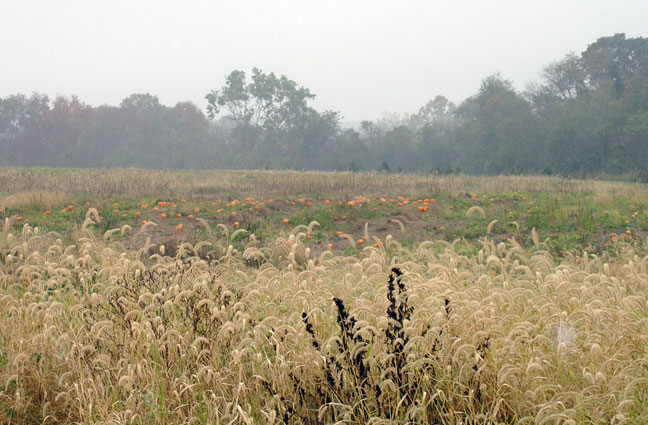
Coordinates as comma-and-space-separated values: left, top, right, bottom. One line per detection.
0, 213, 647, 423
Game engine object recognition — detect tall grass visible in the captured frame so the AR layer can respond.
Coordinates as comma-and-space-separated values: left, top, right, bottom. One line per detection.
2, 168, 647, 202
0, 191, 68, 213
1, 218, 647, 423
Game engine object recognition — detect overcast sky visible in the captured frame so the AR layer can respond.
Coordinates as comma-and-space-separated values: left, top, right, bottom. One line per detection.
1, 1, 647, 122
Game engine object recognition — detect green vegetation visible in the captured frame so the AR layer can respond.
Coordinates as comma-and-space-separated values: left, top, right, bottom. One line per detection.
1, 170, 646, 258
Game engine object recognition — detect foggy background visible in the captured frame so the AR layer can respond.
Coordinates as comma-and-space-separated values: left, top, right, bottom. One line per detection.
2, 1, 647, 122
1, 1, 647, 176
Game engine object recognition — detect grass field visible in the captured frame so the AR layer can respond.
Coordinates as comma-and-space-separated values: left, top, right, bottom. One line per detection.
1, 169, 647, 424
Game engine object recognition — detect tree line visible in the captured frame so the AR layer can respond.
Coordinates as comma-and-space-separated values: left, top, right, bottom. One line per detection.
1, 33, 646, 178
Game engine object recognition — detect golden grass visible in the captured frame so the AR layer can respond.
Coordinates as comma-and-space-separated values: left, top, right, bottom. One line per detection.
0, 191, 68, 213
1, 218, 647, 423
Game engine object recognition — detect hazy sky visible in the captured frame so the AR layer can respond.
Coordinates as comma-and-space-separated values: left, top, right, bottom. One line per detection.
1, 1, 647, 122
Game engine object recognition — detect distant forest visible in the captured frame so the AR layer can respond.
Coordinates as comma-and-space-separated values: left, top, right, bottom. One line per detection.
1, 34, 647, 178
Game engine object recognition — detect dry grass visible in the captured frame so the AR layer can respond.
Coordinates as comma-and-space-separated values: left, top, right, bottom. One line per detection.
0, 191, 68, 213
1, 215, 647, 423
2, 168, 647, 201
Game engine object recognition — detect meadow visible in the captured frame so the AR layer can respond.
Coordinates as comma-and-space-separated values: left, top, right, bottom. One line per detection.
1, 169, 647, 424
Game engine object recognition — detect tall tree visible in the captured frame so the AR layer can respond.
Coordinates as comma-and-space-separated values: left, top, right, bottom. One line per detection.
206, 68, 340, 166
527, 53, 588, 113
409, 95, 456, 130
582, 33, 648, 97
456, 73, 536, 173
0, 93, 50, 165
205, 68, 315, 131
